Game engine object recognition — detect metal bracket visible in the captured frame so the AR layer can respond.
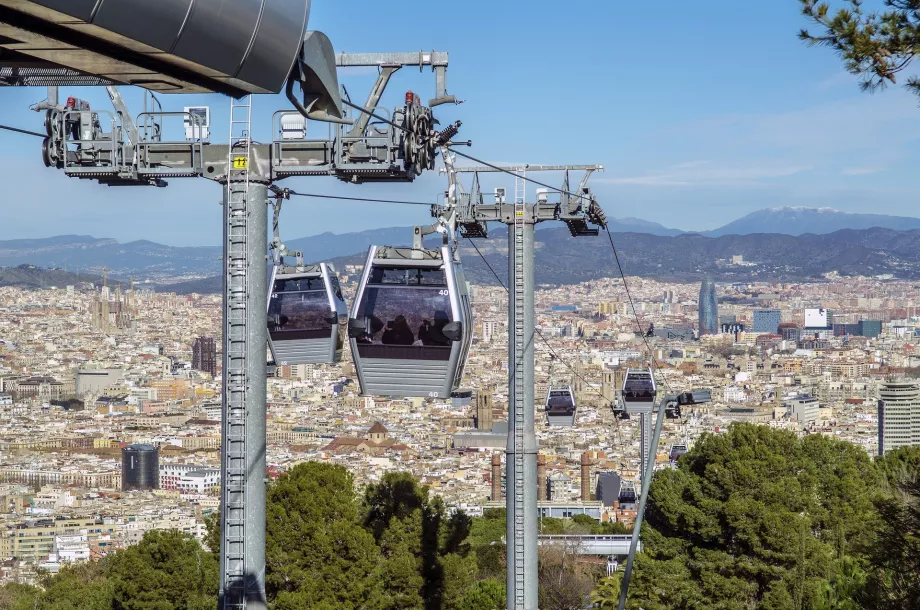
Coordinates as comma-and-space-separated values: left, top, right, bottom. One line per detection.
436, 163, 606, 237
268, 186, 303, 266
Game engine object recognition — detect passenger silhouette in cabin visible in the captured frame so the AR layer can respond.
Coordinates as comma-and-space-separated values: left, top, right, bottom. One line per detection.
419, 310, 451, 346
382, 315, 415, 345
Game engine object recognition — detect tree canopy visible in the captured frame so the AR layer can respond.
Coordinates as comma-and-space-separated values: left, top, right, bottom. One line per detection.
607, 423, 920, 610
799, 0, 920, 99
6, 439, 920, 610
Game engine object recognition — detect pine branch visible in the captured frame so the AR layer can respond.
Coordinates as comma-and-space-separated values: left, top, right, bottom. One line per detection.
799, 0, 920, 100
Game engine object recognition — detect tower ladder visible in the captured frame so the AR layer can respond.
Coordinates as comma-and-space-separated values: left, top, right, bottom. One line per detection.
221, 93, 252, 610
511, 168, 526, 606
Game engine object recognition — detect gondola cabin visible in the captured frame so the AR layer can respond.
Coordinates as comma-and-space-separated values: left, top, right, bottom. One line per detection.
669, 444, 688, 463
619, 367, 657, 415
348, 245, 472, 398
267, 263, 347, 365
618, 480, 638, 507
545, 386, 576, 427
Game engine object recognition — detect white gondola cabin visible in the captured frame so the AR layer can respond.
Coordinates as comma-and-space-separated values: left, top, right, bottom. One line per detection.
545, 386, 576, 427
614, 367, 657, 419
348, 245, 472, 398
267, 263, 347, 365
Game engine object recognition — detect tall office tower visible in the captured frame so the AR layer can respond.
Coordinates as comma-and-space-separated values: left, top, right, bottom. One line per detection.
753, 309, 782, 334
878, 380, 920, 455
192, 336, 217, 377
698, 279, 719, 336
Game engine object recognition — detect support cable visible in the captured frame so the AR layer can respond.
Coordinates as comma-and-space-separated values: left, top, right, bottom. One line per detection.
285, 190, 434, 206
0, 123, 45, 138
465, 236, 617, 412
603, 226, 673, 395
339, 101, 593, 202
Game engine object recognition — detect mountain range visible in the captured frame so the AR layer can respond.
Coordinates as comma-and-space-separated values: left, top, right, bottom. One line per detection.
4, 207, 920, 290
702, 207, 920, 237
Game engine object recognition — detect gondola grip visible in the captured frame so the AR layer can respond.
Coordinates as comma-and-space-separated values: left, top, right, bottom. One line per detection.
442, 321, 462, 342
347, 318, 367, 338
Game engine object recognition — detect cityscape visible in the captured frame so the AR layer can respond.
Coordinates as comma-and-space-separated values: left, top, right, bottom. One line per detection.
0, 1, 919, 610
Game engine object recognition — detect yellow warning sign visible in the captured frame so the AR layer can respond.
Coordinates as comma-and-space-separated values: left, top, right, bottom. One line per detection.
232, 156, 248, 169
515, 210, 524, 217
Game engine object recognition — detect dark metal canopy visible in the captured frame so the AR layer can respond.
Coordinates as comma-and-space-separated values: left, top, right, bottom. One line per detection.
0, 0, 310, 95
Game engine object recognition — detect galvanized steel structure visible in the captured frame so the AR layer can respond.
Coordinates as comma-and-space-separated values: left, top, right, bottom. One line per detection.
439, 159, 606, 610
4, 2, 461, 602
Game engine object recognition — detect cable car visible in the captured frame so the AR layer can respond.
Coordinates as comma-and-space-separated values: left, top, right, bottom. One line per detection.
267, 263, 347, 365
614, 367, 657, 419
618, 480, 637, 506
348, 244, 472, 397
669, 444, 688, 463
545, 386, 576, 427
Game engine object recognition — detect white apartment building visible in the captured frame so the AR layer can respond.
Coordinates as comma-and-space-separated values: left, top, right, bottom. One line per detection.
878, 380, 920, 456
786, 395, 820, 424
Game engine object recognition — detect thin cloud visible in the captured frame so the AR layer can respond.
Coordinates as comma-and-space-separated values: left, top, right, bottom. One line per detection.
841, 166, 883, 176
598, 161, 812, 187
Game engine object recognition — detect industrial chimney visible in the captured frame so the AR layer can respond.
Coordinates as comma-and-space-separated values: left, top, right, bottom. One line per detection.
580, 451, 592, 502
537, 453, 547, 501
491, 453, 502, 501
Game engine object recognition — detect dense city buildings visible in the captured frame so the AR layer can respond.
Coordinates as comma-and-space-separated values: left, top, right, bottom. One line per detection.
0, 271, 919, 582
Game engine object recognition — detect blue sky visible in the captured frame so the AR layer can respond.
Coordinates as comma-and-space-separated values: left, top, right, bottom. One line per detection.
1, 0, 918, 245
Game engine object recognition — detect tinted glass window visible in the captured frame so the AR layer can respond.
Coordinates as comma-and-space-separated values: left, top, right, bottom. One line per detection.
547, 393, 574, 409
327, 273, 344, 301
369, 267, 446, 286
275, 276, 325, 292
623, 374, 655, 402
269, 281, 330, 332
355, 286, 452, 347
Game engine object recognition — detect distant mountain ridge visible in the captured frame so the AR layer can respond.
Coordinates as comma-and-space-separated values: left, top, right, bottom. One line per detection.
0, 218, 682, 281
121, 226, 920, 293
5, 207, 920, 286
704, 207, 920, 236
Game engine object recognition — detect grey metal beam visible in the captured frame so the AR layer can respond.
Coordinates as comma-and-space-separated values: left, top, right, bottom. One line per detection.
452, 164, 603, 173
335, 51, 449, 67
104, 86, 137, 146
618, 402, 666, 610
347, 66, 398, 138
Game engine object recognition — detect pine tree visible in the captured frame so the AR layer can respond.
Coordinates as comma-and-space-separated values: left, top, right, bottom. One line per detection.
799, 0, 920, 99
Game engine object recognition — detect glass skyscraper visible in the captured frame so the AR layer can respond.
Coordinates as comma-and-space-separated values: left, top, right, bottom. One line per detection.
698, 279, 718, 336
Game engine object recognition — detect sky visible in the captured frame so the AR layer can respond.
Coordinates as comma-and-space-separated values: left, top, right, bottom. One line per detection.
1, 0, 919, 245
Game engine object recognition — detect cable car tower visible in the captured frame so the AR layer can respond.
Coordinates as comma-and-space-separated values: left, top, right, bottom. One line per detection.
437, 152, 606, 610
26, 42, 462, 610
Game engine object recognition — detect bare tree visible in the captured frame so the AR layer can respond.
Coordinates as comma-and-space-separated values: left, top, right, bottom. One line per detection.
538, 538, 600, 610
